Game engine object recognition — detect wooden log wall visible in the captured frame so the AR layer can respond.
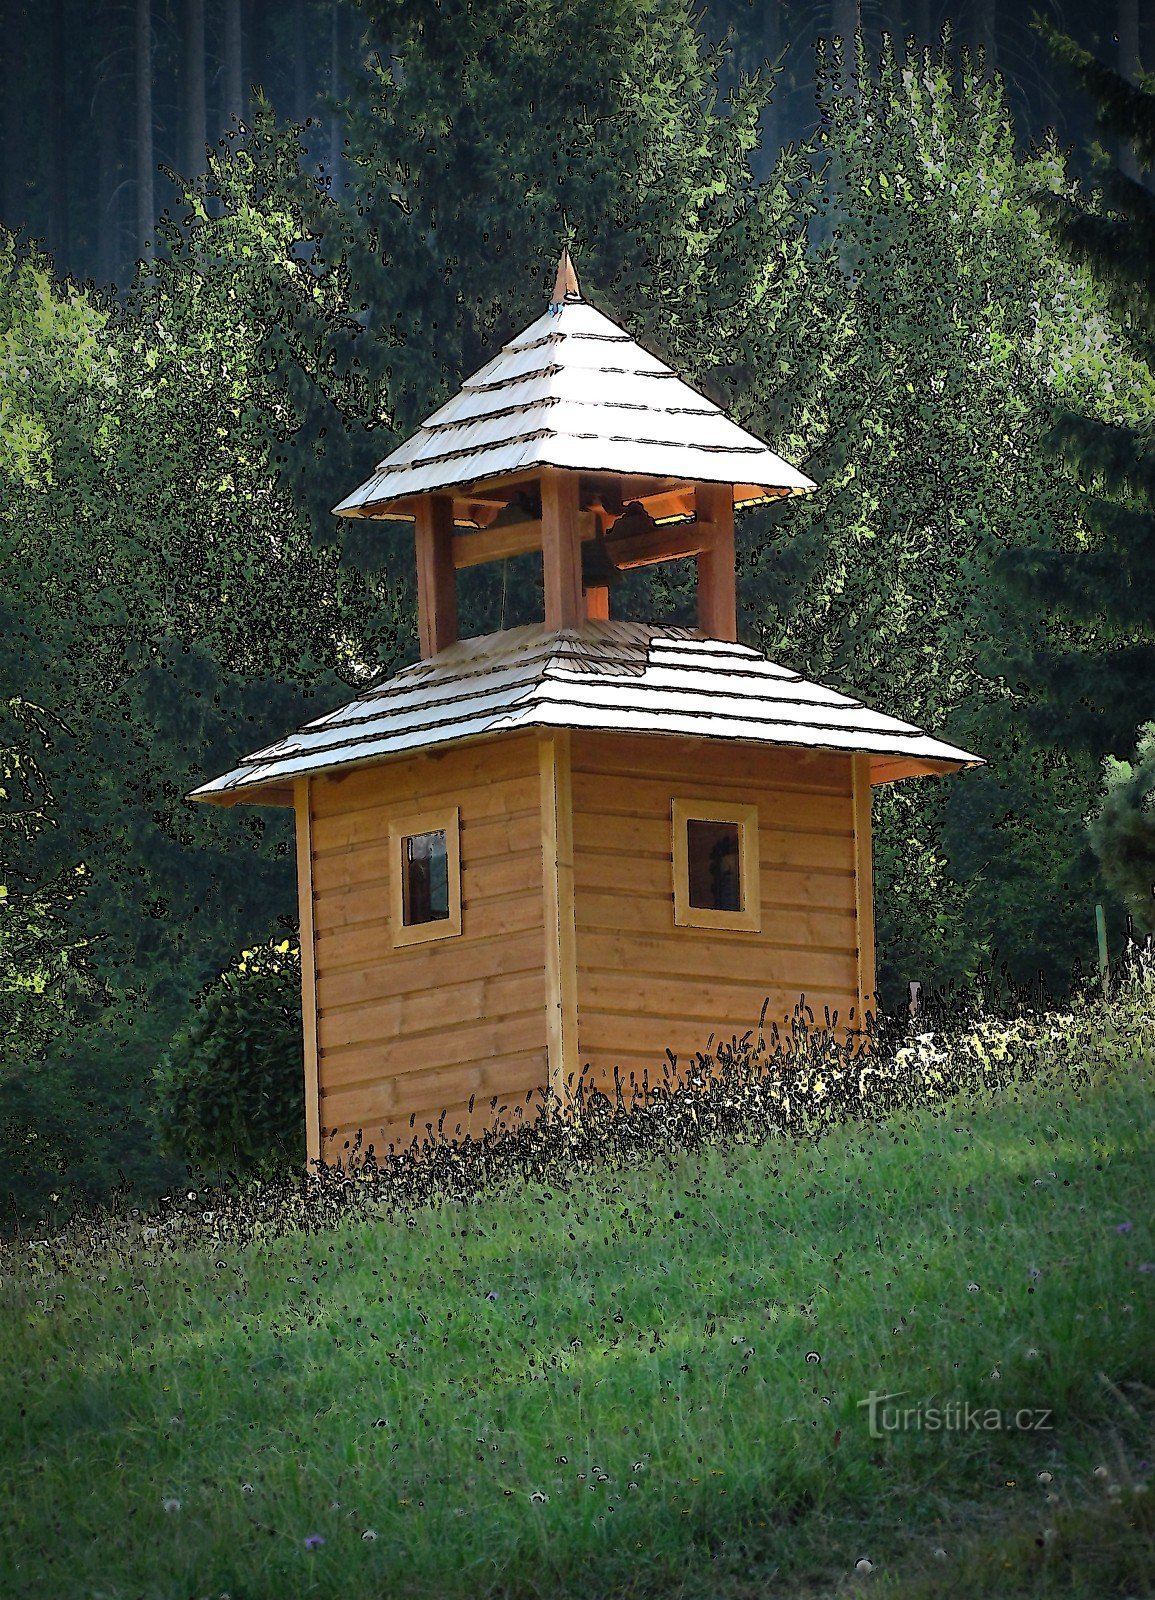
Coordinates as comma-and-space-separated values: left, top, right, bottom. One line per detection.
307, 733, 549, 1163
569, 731, 863, 1103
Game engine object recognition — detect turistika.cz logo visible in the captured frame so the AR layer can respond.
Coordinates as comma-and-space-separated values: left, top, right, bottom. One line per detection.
858, 1390, 1054, 1440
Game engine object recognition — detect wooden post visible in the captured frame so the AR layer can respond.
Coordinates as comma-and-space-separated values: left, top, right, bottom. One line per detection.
852, 753, 877, 1045
1096, 902, 1110, 1000
541, 469, 584, 630
585, 586, 610, 621
539, 730, 579, 1108
695, 481, 737, 641
414, 493, 458, 657
294, 777, 322, 1170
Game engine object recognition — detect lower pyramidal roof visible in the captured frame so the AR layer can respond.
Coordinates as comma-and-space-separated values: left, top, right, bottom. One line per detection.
190, 624, 984, 806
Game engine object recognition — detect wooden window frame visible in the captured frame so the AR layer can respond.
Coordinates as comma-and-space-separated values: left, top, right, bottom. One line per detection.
671, 799, 761, 933
389, 806, 462, 948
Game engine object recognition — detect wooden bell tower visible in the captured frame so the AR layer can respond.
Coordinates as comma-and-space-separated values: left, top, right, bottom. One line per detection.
338, 249, 786, 658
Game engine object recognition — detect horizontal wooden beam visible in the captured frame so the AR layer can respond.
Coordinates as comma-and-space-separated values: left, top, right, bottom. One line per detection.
452, 513, 597, 569
606, 520, 713, 570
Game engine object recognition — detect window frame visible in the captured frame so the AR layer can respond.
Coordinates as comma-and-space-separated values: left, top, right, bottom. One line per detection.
389, 805, 463, 948
671, 798, 761, 933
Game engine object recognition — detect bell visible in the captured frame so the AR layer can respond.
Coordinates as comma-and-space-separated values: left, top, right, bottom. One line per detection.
605, 499, 658, 544
486, 490, 541, 528
581, 531, 623, 588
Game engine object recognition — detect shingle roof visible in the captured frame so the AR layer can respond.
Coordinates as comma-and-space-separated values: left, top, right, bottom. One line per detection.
190, 623, 983, 805
332, 297, 816, 518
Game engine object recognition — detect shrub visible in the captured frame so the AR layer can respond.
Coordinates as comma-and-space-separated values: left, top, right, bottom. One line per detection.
152, 940, 304, 1175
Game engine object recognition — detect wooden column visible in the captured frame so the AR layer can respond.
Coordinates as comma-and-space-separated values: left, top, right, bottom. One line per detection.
851, 752, 877, 1046
585, 586, 610, 621
539, 730, 579, 1108
294, 777, 322, 1170
415, 493, 458, 657
695, 481, 737, 641
541, 469, 585, 630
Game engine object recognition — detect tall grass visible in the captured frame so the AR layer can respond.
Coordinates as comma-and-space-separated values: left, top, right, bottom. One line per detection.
2, 959, 1153, 1599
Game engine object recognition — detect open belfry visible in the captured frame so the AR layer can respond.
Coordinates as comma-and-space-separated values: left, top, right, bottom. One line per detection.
192, 251, 982, 1168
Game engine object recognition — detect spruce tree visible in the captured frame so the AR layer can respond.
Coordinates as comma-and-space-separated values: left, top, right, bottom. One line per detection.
991, 26, 1155, 954
996, 29, 1155, 759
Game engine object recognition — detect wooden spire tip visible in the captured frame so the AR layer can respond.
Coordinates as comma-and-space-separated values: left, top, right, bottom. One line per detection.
551, 247, 581, 305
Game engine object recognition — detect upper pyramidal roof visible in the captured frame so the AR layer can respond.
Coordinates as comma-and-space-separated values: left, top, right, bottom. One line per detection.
333, 248, 816, 520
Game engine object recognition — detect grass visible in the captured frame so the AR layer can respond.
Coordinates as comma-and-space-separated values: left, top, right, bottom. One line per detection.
2, 966, 1154, 1599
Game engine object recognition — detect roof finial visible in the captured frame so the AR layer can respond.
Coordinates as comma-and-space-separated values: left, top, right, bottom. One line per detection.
550, 246, 581, 309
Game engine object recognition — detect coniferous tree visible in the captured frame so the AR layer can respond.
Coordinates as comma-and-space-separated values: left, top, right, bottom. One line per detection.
1087, 723, 1155, 934
995, 27, 1155, 933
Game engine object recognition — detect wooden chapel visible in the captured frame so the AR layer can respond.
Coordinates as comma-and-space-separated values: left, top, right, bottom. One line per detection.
192, 251, 982, 1167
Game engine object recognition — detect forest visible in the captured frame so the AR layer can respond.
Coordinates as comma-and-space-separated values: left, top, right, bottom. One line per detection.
2, 0, 1154, 1228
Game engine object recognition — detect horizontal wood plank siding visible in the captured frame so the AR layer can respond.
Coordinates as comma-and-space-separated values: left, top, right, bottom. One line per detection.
571, 731, 860, 1096
309, 733, 548, 1163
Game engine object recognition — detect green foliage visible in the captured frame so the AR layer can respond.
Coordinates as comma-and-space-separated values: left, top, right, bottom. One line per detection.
153, 940, 304, 1175
1087, 723, 1155, 935
996, 28, 1155, 756
0, 196, 404, 1218
749, 33, 1146, 1000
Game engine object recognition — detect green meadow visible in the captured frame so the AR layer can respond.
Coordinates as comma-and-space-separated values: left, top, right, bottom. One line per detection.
2, 968, 1154, 1600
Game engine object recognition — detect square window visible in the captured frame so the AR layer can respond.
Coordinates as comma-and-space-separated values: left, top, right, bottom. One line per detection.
672, 800, 760, 932
389, 807, 462, 947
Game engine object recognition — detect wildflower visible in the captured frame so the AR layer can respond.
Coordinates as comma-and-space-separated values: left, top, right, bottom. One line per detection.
1038, 1471, 1053, 1484
933, 1548, 947, 1560
361, 1529, 378, 1542
162, 1497, 181, 1514
1026, 1347, 1041, 1359
530, 1491, 549, 1504
1137, 1263, 1155, 1274
304, 1534, 326, 1550
1027, 1266, 1042, 1281
967, 1282, 980, 1293
1115, 1222, 1134, 1235
485, 1291, 499, 1302
241, 1483, 254, 1495
1093, 1466, 1110, 1480
854, 1557, 874, 1573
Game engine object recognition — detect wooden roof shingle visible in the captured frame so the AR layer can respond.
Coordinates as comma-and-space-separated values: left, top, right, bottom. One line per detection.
190, 623, 984, 805
332, 290, 816, 518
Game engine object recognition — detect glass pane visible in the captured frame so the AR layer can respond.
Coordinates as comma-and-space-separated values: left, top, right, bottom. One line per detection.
401, 829, 450, 925
686, 819, 742, 912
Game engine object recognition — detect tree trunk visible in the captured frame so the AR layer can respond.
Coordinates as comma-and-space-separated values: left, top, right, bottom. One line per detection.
833, 0, 860, 89
970, 0, 997, 75
48, 0, 69, 267
224, 0, 243, 127
136, 0, 154, 262
1, 1, 24, 233
329, 0, 342, 182
248, 0, 265, 120
294, 0, 308, 121
1119, 0, 1141, 182
96, 0, 123, 286
184, 0, 206, 176
761, 0, 782, 174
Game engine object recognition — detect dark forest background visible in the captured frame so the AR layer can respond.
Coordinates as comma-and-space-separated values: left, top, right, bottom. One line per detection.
2, 0, 1154, 1230
4, 2, 1154, 291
